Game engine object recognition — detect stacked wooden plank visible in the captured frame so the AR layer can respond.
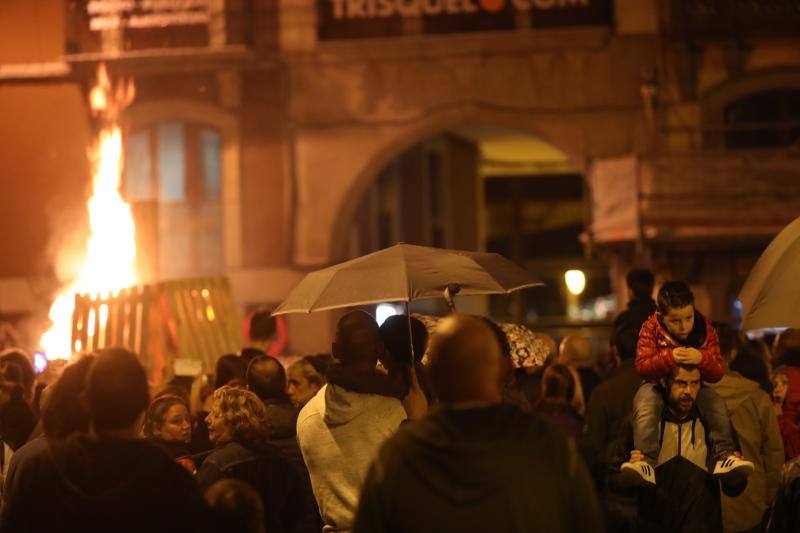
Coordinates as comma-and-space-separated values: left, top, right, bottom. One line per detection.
71, 277, 242, 384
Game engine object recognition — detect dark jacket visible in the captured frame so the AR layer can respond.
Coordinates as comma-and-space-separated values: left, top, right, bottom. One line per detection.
767, 456, 800, 533
534, 398, 583, 445
147, 437, 192, 460
582, 359, 641, 482
197, 440, 307, 533
636, 311, 723, 382
613, 297, 656, 337
0, 434, 212, 533
262, 397, 323, 533
635, 407, 746, 533
354, 404, 604, 533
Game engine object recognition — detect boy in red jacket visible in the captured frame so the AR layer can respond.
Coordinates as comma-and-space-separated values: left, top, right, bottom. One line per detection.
621, 281, 754, 485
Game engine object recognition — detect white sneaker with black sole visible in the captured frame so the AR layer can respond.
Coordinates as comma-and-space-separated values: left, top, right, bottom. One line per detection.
620, 461, 656, 486
713, 456, 754, 478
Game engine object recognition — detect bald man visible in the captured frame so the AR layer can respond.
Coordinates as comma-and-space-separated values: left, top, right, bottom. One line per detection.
296, 311, 407, 533
355, 315, 604, 533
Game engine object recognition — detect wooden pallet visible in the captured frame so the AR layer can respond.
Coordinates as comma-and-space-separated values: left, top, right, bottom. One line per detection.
71, 276, 242, 384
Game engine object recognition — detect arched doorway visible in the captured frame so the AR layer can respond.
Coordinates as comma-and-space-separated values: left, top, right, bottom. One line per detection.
343, 124, 613, 328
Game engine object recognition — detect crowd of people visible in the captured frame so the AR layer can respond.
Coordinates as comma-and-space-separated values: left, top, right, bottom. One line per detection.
0, 271, 798, 532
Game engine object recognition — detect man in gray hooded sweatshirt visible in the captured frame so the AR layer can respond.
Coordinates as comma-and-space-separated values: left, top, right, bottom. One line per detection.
296, 311, 407, 533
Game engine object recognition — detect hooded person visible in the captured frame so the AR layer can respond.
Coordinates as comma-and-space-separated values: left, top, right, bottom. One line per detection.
0, 347, 212, 533
354, 314, 603, 533
296, 311, 408, 533
708, 325, 784, 533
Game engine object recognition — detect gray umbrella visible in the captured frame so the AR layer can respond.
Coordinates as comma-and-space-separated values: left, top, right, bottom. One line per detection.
272, 243, 543, 316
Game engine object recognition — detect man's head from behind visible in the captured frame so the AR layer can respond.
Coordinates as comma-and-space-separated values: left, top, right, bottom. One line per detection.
558, 335, 592, 368
626, 268, 654, 300
663, 364, 701, 417
246, 355, 287, 402
249, 310, 276, 345
657, 281, 696, 342
378, 315, 428, 371
332, 310, 384, 368
715, 323, 738, 363
613, 326, 639, 361
87, 348, 150, 433
427, 314, 503, 405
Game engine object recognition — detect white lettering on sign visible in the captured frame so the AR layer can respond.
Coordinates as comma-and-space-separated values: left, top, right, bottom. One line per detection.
87, 1, 135, 14
86, 0, 211, 31
329, 0, 590, 18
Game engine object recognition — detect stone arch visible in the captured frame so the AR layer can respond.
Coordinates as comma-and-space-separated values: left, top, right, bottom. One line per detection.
324, 107, 586, 263
123, 99, 243, 269
701, 67, 800, 148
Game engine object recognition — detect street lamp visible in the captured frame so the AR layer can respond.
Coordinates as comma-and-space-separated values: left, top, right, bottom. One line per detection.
564, 269, 586, 319
565, 269, 586, 296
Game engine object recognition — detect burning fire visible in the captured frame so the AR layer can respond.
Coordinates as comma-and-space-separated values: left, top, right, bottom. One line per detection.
39, 65, 137, 360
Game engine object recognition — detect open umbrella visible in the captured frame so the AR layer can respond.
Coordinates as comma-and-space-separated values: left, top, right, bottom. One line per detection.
272, 243, 543, 315
413, 313, 548, 367
739, 215, 800, 329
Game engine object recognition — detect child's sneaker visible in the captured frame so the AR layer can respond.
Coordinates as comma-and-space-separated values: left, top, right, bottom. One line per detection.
620, 461, 656, 486
713, 456, 754, 478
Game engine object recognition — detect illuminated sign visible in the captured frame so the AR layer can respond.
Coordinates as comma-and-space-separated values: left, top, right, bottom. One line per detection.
85, 0, 211, 31
318, 0, 612, 40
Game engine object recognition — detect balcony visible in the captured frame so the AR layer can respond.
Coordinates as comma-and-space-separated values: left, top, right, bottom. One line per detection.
667, 0, 800, 40
588, 150, 800, 246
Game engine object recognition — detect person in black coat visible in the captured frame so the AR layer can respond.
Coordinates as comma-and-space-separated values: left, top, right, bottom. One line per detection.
613, 268, 656, 339
197, 386, 306, 533
0, 348, 212, 533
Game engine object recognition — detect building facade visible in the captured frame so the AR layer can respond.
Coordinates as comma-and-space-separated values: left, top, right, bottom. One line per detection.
1, 0, 799, 367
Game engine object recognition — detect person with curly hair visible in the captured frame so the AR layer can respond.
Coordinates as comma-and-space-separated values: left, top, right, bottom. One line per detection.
197, 387, 308, 533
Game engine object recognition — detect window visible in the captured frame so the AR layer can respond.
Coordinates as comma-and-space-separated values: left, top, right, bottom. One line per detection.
724, 89, 800, 149
124, 122, 224, 281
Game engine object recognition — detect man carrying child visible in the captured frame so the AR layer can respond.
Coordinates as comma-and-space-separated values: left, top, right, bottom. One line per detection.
621, 281, 754, 485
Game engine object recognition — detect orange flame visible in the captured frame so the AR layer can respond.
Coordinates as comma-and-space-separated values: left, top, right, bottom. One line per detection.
39, 65, 138, 360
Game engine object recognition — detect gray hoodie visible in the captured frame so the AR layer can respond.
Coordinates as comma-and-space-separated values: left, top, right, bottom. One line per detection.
296, 384, 406, 533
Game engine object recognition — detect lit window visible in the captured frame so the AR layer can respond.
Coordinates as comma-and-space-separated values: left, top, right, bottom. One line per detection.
157, 121, 186, 201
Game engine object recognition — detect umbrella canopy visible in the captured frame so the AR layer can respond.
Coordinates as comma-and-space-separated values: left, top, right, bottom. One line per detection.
413, 313, 548, 368
739, 216, 800, 329
273, 243, 543, 315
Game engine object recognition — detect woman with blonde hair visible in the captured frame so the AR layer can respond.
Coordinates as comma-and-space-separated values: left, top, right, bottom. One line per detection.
196, 387, 308, 533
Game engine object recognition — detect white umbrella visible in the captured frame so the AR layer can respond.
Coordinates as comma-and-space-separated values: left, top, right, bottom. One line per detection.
739, 216, 800, 329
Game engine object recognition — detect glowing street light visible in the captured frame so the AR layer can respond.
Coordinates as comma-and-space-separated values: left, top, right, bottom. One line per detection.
565, 269, 586, 296
376, 303, 399, 326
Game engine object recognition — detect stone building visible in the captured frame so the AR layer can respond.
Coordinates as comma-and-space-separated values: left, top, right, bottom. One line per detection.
0, 0, 799, 363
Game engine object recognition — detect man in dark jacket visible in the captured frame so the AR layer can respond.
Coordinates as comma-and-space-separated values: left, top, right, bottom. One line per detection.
627, 364, 747, 533
354, 315, 604, 533
247, 355, 321, 532
0, 348, 212, 533
582, 326, 642, 531
612, 268, 656, 339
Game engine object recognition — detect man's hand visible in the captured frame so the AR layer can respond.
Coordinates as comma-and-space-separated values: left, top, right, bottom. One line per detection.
402, 367, 428, 421
673, 347, 702, 365
629, 449, 645, 463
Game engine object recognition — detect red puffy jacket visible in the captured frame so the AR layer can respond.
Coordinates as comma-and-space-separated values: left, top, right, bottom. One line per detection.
779, 366, 800, 459
635, 312, 723, 382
